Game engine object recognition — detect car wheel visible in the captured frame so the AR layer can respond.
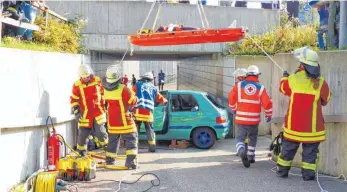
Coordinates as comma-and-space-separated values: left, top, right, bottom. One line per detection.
192, 127, 216, 149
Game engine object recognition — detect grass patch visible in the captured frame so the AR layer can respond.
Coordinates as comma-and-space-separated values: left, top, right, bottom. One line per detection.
1, 37, 60, 52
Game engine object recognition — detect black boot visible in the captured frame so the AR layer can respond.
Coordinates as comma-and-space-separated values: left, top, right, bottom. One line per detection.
303, 175, 315, 181
239, 148, 250, 168
79, 150, 87, 157
125, 162, 137, 170
276, 167, 289, 178
149, 144, 156, 153
106, 157, 116, 165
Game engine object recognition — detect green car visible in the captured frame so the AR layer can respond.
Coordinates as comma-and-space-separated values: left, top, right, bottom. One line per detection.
138, 90, 231, 149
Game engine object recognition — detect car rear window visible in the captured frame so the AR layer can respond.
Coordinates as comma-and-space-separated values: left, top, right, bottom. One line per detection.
206, 94, 225, 109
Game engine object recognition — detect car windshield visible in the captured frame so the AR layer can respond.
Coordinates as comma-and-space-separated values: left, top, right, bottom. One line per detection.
206, 94, 225, 109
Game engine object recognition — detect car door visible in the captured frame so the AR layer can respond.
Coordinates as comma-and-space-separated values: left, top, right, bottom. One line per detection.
153, 90, 168, 133
139, 90, 168, 134
169, 93, 201, 131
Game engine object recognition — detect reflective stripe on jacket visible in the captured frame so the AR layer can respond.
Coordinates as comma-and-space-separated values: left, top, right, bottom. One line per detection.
104, 84, 138, 134
132, 82, 167, 122
229, 76, 273, 125
280, 70, 331, 143
70, 76, 106, 128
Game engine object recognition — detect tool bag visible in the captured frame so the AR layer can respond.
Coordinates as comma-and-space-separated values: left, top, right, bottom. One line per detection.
269, 132, 283, 156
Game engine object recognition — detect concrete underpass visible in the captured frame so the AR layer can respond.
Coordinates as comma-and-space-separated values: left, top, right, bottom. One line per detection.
1, 1, 347, 192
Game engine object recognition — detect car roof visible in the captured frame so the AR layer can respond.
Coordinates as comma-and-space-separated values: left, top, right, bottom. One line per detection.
164, 90, 207, 95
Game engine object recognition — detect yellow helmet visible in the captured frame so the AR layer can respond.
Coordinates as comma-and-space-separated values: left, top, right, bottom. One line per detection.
78, 65, 93, 78
233, 68, 247, 77
105, 65, 121, 83
299, 47, 319, 67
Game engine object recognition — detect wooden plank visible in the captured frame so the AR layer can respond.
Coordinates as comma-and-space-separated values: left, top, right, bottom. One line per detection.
30, 3, 68, 22
1, 17, 40, 31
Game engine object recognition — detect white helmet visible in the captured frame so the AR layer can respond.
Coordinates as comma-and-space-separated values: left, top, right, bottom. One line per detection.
78, 64, 93, 78
141, 72, 154, 80
246, 65, 260, 76
233, 68, 247, 77
105, 65, 121, 83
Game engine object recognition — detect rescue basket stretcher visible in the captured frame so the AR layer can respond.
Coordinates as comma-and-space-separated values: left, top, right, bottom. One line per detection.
127, 27, 248, 46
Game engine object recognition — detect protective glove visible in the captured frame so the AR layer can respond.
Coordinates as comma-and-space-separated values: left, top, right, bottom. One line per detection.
231, 110, 236, 115
283, 71, 290, 77
75, 113, 82, 122
265, 116, 271, 123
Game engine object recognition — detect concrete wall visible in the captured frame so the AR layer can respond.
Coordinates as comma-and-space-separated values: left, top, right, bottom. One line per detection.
178, 51, 347, 176
0, 48, 82, 191
177, 54, 271, 135
47, 1, 279, 53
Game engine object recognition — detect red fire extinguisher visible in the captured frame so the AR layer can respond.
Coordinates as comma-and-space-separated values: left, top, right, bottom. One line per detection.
46, 116, 61, 171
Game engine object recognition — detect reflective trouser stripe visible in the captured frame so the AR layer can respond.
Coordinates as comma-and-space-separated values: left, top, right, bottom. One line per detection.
106, 152, 117, 158
277, 154, 292, 167
236, 142, 245, 152
302, 162, 317, 171
77, 144, 87, 151
148, 140, 155, 145
126, 149, 138, 155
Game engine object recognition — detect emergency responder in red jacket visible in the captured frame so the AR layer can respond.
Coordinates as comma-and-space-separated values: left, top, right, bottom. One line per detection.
102, 65, 138, 169
132, 72, 167, 152
233, 68, 248, 156
276, 48, 331, 181
229, 65, 273, 168
70, 65, 108, 156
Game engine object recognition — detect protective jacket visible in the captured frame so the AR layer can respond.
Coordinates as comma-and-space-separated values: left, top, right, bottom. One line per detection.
70, 75, 106, 128
103, 79, 138, 134
229, 76, 273, 125
132, 80, 167, 122
280, 69, 331, 143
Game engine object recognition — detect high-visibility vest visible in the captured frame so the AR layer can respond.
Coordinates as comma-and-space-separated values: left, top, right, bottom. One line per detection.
104, 84, 138, 134
229, 76, 273, 125
70, 76, 106, 128
280, 70, 331, 143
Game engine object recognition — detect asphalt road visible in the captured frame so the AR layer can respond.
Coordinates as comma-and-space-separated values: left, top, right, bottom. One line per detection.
68, 137, 347, 192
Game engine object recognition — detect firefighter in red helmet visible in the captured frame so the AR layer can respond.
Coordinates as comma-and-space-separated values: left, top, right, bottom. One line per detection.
276, 48, 331, 181
229, 65, 273, 168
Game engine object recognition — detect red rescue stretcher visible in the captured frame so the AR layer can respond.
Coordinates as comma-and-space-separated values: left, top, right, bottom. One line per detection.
127, 27, 248, 46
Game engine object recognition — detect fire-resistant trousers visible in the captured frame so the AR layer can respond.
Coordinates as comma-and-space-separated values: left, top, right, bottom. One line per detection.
135, 121, 156, 146
277, 138, 320, 178
77, 118, 108, 153
106, 132, 138, 165
235, 124, 259, 160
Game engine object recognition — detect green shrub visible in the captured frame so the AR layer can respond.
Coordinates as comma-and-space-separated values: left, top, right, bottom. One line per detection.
229, 10, 319, 56
228, 25, 318, 56
1, 15, 87, 54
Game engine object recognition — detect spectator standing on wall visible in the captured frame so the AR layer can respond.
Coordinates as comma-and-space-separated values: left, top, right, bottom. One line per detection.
132, 74, 137, 87
158, 70, 166, 91
122, 74, 128, 86
152, 71, 156, 86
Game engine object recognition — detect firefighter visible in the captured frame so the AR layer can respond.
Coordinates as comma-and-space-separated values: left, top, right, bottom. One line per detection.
229, 65, 273, 168
70, 64, 108, 156
276, 48, 331, 181
232, 68, 249, 156
132, 72, 167, 152
102, 65, 138, 169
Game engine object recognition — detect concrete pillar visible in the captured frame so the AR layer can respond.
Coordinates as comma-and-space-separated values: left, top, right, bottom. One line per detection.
339, 1, 347, 49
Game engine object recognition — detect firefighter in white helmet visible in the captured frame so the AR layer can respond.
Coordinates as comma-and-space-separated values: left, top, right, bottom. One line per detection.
232, 68, 249, 156
70, 64, 108, 156
276, 48, 331, 180
102, 65, 138, 169
132, 72, 167, 152
229, 65, 273, 168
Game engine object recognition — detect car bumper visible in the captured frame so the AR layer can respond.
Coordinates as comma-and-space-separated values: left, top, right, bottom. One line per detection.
214, 121, 230, 139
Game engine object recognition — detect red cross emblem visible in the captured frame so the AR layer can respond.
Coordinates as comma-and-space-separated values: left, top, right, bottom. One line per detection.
244, 84, 257, 95
247, 86, 254, 93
